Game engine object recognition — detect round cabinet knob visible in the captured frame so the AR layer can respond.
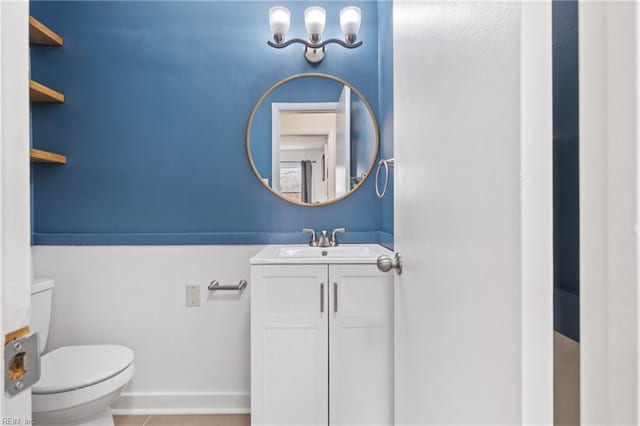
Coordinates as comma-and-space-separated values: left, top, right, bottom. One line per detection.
376, 253, 402, 275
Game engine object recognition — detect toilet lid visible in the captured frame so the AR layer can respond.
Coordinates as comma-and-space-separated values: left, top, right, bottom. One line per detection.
33, 345, 134, 394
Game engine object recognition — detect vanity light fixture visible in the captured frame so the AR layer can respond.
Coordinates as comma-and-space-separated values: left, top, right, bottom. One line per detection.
268, 6, 362, 63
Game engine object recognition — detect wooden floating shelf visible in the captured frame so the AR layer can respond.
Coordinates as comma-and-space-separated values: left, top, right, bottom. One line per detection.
29, 16, 63, 46
30, 148, 67, 164
30, 80, 64, 103
29, 17, 66, 167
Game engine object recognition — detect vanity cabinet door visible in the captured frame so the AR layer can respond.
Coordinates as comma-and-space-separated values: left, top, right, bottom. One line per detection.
250, 264, 329, 426
328, 264, 394, 426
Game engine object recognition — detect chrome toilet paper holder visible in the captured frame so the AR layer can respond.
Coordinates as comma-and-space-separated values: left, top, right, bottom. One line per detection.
208, 280, 248, 292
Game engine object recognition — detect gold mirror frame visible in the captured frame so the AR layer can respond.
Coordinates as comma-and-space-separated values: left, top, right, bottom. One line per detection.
246, 73, 380, 207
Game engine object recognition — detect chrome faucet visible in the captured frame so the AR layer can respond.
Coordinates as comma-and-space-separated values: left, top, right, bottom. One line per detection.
302, 228, 346, 247
317, 230, 331, 247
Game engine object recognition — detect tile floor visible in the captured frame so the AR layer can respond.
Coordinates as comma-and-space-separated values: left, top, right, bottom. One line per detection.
114, 415, 250, 426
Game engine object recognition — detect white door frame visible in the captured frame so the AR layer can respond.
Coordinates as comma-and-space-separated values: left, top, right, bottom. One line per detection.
579, 2, 640, 424
271, 102, 337, 192
335, 86, 351, 196
520, 2, 554, 424
1, 0, 33, 419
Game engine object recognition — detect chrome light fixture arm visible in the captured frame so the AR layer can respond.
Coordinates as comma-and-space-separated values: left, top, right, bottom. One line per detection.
268, 6, 363, 63
268, 38, 363, 64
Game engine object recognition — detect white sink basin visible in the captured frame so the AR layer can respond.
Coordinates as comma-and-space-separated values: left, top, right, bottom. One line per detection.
251, 244, 392, 264
278, 246, 373, 258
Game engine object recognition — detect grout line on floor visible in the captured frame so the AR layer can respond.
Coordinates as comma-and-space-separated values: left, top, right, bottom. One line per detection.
141, 415, 152, 426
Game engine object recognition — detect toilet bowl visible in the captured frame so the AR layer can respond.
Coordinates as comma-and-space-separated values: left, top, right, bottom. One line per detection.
32, 345, 134, 426
31, 280, 135, 426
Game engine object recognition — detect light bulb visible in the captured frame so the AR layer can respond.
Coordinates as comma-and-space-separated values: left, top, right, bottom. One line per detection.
340, 6, 361, 43
269, 6, 291, 43
304, 7, 326, 42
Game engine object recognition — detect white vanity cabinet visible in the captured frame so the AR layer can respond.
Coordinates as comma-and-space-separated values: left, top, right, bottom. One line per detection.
250, 264, 329, 426
250, 245, 394, 426
328, 264, 394, 425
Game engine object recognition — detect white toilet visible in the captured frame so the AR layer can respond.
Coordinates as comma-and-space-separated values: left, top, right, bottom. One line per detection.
31, 279, 135, 426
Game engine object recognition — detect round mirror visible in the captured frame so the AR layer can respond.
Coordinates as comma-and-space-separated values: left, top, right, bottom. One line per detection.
246, 73, 379, 206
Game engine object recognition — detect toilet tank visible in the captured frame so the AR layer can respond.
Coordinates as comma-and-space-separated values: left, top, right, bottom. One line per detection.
31, 278, 55, 354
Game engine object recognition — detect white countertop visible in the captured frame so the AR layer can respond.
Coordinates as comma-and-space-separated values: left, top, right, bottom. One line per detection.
250, 244, 393, 265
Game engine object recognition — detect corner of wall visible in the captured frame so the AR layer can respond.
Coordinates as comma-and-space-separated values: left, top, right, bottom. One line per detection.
376, 0, 394, 244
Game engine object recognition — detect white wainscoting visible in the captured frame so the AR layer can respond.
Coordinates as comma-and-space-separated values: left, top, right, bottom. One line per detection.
32, 245, 263, 414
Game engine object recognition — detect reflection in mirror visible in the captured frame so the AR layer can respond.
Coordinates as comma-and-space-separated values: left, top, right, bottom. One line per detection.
247, 74, 378, 206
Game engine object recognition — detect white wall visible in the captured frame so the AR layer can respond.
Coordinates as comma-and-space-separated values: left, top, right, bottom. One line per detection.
32, 245, 263, 414
579, 2, 640, 424
1, 0, 33, 419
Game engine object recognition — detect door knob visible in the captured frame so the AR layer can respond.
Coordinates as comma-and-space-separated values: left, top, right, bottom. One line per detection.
376, 253, 402, 275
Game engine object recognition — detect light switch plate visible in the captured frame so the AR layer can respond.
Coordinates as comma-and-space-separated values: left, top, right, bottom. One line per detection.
185, 284, 200, 307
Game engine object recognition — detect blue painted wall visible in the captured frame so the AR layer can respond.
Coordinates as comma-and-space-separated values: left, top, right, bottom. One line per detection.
552, 0, 579, 341
30, 0, 388, 245
377, 0, 393, 246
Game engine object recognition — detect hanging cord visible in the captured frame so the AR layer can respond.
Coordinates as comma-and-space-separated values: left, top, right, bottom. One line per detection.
375, 158, 394, 198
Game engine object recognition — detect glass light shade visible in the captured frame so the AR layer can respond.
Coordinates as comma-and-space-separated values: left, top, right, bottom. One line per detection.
340, 6, 361, 37
304, 7, 326, 39
269, 6, 291, 37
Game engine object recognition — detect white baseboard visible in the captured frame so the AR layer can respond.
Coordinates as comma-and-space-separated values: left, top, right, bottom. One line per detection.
111, 391, 250, 415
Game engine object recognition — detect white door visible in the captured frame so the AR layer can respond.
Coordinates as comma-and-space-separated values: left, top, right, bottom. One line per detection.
328, 264, 393, 426
1, 0, 33, 419
250, 265, 328, 426
334, 86, 351, 196
393, 1, 552, 424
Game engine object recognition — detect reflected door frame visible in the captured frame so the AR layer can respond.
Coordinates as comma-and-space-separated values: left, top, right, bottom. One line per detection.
271, 102, 337, 194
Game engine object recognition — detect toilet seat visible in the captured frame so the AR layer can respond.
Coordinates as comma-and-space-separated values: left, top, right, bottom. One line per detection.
34, 345, 134, 395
